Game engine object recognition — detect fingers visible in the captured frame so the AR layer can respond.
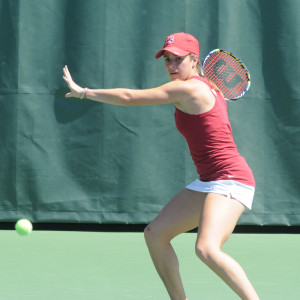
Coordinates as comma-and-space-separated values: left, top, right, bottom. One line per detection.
63, 66, 70, 84
63, 65, 72, 80
62, 65, 81, 99
62, 75, 68, 83
63, 66, 72, 98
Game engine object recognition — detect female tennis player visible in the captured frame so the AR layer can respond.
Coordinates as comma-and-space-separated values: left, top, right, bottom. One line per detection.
63, 32, 259, 300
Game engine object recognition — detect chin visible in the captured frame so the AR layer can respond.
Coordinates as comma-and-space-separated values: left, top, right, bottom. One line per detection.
169, 74, 180, 80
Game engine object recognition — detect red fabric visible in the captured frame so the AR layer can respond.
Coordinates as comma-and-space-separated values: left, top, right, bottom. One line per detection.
155, 32, 199, 59
174, 76, 255, 186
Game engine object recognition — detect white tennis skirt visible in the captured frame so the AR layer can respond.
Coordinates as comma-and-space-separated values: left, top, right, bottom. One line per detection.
186, 179, 255, 210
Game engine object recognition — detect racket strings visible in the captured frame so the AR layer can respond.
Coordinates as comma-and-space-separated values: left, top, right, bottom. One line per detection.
205, 55, 247, 88
203, 51, 250, 100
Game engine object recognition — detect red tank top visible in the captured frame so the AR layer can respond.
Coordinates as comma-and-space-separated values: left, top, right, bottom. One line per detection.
174, 76, 255, 186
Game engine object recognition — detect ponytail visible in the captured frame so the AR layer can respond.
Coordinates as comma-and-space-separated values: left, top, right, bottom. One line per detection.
190, 54, 222, 94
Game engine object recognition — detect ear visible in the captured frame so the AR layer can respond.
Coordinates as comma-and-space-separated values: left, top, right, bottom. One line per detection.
192, 55, 199, 68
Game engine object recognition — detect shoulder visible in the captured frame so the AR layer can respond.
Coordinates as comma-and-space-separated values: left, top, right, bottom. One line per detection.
172, 78, 216, 114
160, 78, 212, 100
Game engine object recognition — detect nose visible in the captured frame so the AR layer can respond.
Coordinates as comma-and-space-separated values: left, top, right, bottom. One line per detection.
168, 60, 177, 70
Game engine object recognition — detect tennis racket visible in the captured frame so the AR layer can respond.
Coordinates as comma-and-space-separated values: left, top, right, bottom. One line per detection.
202, 49, 251, 101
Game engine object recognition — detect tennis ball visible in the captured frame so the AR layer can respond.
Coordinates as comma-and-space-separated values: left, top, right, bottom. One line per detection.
15, 219, 33, 236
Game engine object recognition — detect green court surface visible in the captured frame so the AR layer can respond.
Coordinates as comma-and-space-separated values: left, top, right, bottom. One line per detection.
0, 230, 299, 300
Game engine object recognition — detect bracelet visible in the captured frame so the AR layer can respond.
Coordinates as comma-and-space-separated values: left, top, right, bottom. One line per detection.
84, 88, 89, 99
80, 87, 88, 100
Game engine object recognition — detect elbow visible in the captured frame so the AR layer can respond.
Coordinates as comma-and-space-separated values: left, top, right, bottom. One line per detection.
121, 90, 136, 106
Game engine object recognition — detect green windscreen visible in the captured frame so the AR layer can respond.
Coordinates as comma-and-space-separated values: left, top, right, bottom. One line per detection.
0, 0, 299, 225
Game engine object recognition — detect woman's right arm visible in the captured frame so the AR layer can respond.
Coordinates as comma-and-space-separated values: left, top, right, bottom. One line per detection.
63, 66, 198, 107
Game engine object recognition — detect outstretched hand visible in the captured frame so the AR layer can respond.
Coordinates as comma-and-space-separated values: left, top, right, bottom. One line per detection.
63, 66, 84, 98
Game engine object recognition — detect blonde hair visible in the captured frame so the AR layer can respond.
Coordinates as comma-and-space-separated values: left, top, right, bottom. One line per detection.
189, 53, 221, 93
189, 54, 204, 77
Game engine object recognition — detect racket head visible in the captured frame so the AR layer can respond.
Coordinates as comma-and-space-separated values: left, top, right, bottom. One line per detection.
202, 49, 251, 101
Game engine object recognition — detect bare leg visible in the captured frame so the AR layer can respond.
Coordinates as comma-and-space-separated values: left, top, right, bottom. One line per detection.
144, 190, 260, 299
195, 193, 260, 299
144, 189, 206, 300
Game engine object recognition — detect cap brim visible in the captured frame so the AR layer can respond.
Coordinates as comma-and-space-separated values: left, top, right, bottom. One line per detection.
155, 50, 164, 59
155, 47, 190, 59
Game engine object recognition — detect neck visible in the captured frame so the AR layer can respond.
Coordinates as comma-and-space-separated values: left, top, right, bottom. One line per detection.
189, 71, 201, 79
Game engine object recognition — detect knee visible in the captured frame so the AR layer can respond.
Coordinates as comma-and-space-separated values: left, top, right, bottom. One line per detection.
144, 224, 153, 243
195, 242, 219, 266
144, 223, 172, 247
144, 224, 159, 246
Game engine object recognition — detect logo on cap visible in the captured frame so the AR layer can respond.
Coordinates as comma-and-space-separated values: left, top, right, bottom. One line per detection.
165, 36, 175, 46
